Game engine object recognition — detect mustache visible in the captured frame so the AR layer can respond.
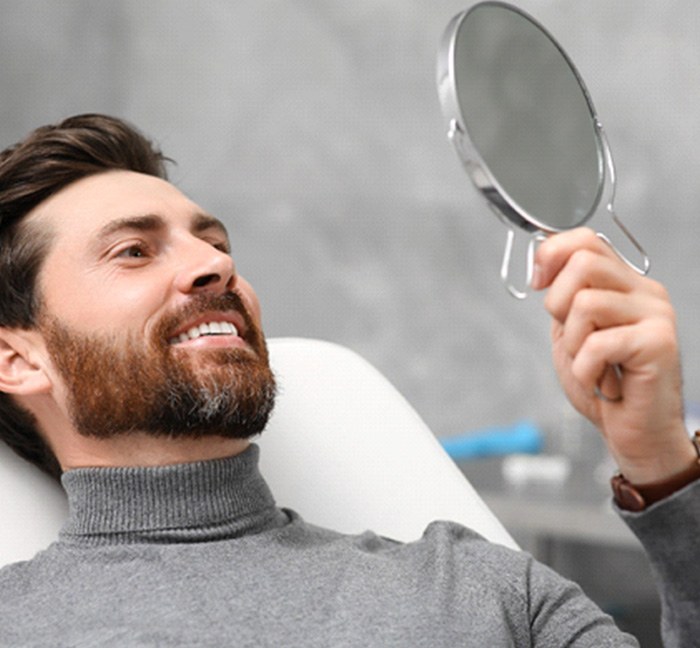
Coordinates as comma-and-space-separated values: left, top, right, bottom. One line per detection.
153, 291, 257, 347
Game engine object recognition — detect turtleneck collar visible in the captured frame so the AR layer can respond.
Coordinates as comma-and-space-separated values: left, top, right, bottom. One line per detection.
58, 444, 286, 545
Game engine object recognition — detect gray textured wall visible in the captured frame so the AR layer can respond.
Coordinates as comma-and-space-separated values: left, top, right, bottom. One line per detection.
1, 0, 698, 443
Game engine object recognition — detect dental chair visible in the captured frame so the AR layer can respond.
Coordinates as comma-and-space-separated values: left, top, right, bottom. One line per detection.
0, 337, 516, 567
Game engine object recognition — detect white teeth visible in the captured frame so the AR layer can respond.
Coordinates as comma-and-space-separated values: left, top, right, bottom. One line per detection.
170, 321, 239, 344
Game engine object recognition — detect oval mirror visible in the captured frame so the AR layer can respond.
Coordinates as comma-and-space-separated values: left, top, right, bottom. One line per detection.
437, 1, 649, 298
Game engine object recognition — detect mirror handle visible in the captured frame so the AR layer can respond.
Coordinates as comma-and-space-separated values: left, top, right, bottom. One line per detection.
500, 228, 542, 299
596, 209, 651, 276
596, 122, 651, 276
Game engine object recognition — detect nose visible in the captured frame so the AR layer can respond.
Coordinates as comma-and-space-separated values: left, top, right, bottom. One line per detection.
174, 237, 237, 295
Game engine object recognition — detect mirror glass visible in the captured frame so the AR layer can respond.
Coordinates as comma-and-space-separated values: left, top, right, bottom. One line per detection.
454, 3, 602, 230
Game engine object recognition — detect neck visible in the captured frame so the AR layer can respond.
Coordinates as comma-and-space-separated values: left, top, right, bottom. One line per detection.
59, 444, 286, 544
56, 433, 251, 471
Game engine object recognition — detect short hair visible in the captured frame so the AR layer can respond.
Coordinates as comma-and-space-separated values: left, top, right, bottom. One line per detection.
0, 114, 170, 479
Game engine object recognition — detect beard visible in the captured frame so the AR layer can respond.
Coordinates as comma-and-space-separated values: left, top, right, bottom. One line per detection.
39, 292, 276, 441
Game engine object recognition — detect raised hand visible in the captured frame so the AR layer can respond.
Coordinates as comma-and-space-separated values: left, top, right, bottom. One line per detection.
532, 228, 695, 485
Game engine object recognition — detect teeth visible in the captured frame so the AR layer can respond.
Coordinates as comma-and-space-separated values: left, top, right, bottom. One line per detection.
169, 321, 239, 344
222, 322, 236, 334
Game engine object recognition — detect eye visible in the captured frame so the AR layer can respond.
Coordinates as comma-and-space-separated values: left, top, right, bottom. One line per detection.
205, 238, 230, 254
115, 243, 150, 259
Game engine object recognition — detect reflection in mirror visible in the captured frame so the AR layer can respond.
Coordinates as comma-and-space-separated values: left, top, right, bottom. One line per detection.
437, 1, 649, 298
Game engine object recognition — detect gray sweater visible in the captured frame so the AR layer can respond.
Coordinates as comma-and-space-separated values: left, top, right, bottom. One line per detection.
0, 445, 696, 647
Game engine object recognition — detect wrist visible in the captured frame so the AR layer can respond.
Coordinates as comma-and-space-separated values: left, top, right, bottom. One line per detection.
612, 420, 696, 484
612, 431, 700, 512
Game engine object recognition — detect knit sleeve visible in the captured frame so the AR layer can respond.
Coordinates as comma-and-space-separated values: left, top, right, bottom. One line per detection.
618, 478, 700, 648
524, 554, 639, 647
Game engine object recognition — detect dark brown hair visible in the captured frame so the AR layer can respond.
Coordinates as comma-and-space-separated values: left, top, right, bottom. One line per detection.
0, 114, 170, 479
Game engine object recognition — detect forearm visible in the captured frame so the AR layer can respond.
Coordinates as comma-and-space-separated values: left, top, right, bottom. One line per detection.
618, 478, 700, 648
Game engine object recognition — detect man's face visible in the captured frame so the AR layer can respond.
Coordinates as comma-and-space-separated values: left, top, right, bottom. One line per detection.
27, 170, 275, 440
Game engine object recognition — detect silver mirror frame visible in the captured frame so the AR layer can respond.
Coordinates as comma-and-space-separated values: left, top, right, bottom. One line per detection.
437, 2, 650, 298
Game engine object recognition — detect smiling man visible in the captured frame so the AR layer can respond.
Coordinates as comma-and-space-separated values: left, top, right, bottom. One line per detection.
0, 117, 275, 478
24, 170, 275, 470
0, 114, 697, 647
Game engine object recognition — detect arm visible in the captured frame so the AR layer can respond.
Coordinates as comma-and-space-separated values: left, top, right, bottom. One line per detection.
532, 227, 699, 646
619, 477, 700, 646
525, 556, 640, 647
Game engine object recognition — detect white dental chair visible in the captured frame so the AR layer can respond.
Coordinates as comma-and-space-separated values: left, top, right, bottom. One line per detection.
0, 337, 516, 567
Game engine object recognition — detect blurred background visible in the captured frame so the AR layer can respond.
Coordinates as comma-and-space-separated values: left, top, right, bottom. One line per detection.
1, 1, 697, 644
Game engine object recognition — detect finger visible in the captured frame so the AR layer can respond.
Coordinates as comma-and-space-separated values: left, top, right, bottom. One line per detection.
561, 289, 661, 359
595, 364, 623, 403
570, 318, 678, 396
543, 251, 638, 324
532, 228, 620, 290
569, 327, 630, 399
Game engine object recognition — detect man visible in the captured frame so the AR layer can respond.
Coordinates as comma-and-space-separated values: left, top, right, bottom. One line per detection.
0, 114, 696, 646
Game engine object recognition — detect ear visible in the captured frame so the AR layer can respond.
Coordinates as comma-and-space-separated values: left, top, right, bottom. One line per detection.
0, 328, 52, 396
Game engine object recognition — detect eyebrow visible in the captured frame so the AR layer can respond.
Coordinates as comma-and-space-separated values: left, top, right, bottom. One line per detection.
191, 213, 229, 239
96, 212, 230, 245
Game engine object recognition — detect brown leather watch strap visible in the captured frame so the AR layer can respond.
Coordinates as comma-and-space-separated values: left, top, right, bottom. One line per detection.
611, 430, 700, 512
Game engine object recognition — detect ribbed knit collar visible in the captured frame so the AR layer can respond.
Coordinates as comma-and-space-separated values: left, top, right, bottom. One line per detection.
58, 444, 286, 545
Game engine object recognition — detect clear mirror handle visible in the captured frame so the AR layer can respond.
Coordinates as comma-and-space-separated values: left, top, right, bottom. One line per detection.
596, 122, 651, 276
500, 228, 543, 299
596, 208, 651, 276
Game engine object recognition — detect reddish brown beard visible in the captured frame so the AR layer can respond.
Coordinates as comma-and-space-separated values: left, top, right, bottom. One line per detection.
39, 293, 276, 441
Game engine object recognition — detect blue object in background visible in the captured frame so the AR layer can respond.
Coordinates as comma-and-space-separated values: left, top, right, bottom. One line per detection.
439, 420, 544, 460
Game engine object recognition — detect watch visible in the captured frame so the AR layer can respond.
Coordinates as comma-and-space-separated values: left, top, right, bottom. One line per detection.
611, 430, 700, 512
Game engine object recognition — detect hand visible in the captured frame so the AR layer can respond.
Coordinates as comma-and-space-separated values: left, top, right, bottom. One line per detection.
532, 228, 695, 485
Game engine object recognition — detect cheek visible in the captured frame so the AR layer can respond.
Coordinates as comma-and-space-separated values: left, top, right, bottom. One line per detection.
40, 265, 165, 333
37, 263, 85, 324
237, 277, 263, 326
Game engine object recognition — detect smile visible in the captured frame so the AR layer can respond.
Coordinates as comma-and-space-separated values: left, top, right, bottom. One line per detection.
169, 320, 239, 345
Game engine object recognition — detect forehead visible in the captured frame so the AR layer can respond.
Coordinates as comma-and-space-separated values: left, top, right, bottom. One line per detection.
26, 170, 214, 243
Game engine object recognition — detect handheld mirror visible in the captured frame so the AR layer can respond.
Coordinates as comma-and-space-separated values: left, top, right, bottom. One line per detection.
437, 1, 650, 298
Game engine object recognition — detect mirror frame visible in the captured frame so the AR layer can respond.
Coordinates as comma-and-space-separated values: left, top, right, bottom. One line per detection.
436, 1, 649, 298
437, 1, 606, 234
